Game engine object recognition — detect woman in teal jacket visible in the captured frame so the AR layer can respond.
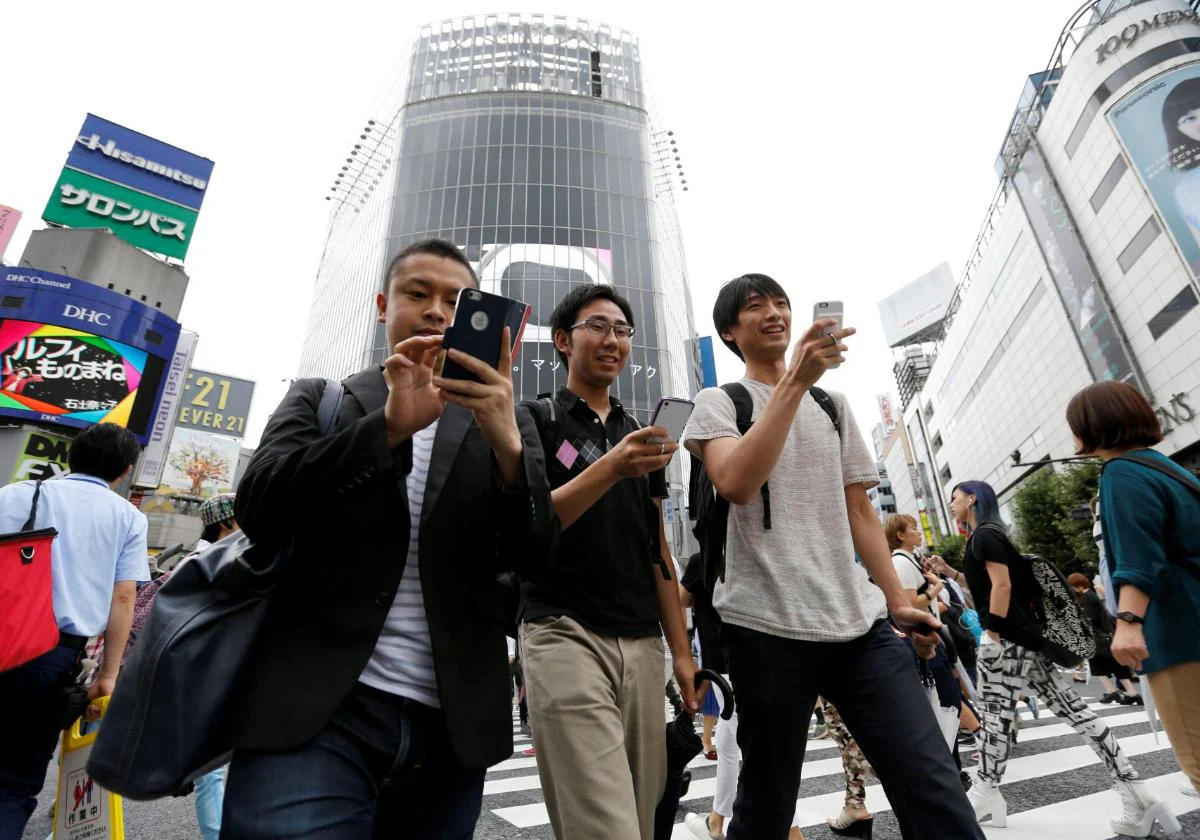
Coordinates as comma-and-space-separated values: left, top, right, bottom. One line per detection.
1067, 380, 1200, 803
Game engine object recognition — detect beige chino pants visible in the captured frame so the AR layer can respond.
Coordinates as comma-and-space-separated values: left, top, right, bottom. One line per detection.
520, 615, 667, 840
1147, 660, 1200, 792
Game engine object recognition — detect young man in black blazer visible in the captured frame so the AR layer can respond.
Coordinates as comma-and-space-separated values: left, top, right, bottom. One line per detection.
222, 239, 559, 838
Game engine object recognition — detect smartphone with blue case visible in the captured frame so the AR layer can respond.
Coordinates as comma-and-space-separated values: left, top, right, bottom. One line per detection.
439, 288, 532, 382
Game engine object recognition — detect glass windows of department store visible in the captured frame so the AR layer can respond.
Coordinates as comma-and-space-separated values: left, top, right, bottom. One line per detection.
384, 93, 664, 417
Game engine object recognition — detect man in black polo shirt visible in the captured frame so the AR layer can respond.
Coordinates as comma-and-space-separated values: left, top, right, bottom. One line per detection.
520, 285, 699, 840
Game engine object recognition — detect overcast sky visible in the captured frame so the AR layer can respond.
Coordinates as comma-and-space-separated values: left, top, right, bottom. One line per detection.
2, 0, 1086, 447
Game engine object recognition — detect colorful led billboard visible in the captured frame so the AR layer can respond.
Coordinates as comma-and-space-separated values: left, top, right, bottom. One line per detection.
0, 268, 181, 443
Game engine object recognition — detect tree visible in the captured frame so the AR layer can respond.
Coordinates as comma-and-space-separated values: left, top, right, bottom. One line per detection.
167, 442, 230, 496
1011, 463, 1101, 577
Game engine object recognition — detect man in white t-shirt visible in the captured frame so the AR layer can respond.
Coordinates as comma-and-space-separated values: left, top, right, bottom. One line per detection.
682, 274, 983, 839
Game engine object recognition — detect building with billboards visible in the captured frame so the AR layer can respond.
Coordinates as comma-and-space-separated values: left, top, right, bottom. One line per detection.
298, 14, 699, 547
900, 0, 1200, 529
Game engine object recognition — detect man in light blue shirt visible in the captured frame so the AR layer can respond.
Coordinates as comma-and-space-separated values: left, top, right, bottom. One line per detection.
0, 423, 149, 839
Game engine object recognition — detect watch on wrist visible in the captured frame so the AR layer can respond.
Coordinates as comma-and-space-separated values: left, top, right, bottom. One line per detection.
1116, 611, 1144, 626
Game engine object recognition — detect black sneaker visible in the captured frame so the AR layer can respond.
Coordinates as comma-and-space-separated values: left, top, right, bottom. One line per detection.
1120, 693, 1144, 706
1101, 691, 1122, 704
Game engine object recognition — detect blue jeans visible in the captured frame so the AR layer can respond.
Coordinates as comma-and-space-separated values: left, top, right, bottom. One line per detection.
0, 643, 82, 840
723, 620, 984, 840
194, 765, 226, 840
221, 682, 485, 839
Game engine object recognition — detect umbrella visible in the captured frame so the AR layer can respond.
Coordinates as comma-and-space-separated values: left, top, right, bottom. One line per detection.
654, 669, 734, 840
1138, 671, 1161, 743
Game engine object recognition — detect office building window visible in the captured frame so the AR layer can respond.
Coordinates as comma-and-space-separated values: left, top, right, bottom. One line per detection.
1117, 217, 1161, 273
1148, 285, 1200, 340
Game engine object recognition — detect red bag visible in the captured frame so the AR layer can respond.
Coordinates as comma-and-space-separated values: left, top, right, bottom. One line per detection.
0, 481, 59, 672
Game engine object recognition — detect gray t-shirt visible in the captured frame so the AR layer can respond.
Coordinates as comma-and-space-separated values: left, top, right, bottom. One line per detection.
683, 379, 886, 642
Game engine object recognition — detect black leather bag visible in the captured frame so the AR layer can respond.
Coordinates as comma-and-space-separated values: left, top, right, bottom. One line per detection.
86, 380, 343, 799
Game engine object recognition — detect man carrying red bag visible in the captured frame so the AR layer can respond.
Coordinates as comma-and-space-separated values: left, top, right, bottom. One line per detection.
0, 423, 149, 840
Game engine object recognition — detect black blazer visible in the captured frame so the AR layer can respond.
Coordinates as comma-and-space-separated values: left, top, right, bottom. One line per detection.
228, 368, 558, 769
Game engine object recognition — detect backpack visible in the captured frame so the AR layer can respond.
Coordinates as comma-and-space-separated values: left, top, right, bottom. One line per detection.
976, 523, 1095, 668
689, 383, 840, 593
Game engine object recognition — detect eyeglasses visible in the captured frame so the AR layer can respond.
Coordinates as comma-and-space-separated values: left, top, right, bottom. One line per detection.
570, 319, 636, 340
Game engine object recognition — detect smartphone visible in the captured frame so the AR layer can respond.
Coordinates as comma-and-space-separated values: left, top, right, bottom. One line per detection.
648, 397, 695, 443
813, 300, 844, 334
439, 289, 532, 382
813, 300, 844, 367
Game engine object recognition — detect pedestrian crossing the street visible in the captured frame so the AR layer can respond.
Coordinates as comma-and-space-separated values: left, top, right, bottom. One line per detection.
476, 695, 1199, 839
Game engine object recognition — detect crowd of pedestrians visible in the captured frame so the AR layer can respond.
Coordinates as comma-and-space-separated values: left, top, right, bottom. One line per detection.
0, 239, 1197, 840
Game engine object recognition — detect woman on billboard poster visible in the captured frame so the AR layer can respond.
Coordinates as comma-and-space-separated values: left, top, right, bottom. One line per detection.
1162, 76, 1200, 249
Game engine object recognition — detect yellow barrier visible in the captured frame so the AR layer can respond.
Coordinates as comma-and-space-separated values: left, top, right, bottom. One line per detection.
53, 695, 124, 839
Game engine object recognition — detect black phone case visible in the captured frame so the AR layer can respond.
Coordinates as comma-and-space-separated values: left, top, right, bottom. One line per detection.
441, 290, 531, 382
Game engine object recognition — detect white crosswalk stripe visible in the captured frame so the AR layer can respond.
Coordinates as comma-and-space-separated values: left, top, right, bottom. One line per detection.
485, 697, 1197, 838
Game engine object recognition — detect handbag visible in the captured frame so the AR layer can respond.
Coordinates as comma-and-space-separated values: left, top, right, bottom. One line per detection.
87, 379, 343, 799
0, 481, 60, 672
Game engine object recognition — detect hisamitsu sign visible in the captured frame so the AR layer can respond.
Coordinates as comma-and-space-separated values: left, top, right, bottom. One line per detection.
67, 114, 213, 212
177, 368, 254, 437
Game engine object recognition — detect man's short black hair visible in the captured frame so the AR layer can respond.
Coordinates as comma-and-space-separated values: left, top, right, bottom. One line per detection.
548, 284, 635, 367
712, 273, 790, 361
67, 423, 141, 483
382, 239, 478, 293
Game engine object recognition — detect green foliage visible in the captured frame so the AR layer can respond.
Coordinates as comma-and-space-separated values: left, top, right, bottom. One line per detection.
932, 534, 966, 569
1011, 462, 1101, 577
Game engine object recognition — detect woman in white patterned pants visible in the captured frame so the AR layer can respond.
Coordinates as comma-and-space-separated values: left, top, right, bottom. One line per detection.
952, 481, 1177, 837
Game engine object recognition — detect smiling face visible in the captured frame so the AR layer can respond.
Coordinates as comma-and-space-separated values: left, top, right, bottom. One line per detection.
555, 298, 632, 388
375, 253, 476, 350
720, 290, 791, 362
949, 487, 975, 526
1179, 107, 1200, 143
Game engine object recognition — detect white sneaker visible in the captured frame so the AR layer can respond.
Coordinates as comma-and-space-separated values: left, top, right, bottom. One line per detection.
967, 777, 1007, 828
684, 812, 725, 840
1182, 780, 1199, 798
1111, 779, 1181, 837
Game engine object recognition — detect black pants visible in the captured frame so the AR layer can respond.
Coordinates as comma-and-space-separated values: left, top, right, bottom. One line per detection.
0, 643, 83, 840
723, 620, 984, 840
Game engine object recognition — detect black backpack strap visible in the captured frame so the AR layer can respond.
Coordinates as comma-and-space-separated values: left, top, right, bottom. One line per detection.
720, 383, 770, 529
316, 379, 345, 436
22, 481, 44, 532
809, 386, 841, 436
522, 396, 559, 444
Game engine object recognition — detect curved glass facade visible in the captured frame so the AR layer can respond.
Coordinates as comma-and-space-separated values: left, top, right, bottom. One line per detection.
300, 14, 697, 428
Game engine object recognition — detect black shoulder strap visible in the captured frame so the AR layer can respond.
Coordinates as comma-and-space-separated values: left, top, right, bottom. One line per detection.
1117, 453, 1200, 495
719, 382, 770, 530
22, 481, 44, 532
809, 386, 841, 436
316, 379, 345, 436
720, 382, 755, 435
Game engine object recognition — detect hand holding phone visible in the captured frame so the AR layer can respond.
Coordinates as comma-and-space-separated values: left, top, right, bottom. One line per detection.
813, 301, 845, 368
648, 397, 694, 444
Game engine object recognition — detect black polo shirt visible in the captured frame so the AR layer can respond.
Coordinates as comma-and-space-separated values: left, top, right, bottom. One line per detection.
521, 388, 667, 638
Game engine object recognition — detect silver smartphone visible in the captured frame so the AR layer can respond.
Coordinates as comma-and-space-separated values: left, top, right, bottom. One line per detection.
813, 300, 845, 367
648, 396, 695, 444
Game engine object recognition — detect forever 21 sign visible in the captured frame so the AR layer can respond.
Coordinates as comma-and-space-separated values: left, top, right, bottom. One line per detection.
176, 368, 255, 437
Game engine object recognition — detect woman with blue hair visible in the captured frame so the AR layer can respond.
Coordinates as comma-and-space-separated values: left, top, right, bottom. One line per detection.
951, 480, 1175, 837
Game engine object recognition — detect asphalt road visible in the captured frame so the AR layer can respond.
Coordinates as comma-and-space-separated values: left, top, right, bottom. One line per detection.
21, 677, 1198, 839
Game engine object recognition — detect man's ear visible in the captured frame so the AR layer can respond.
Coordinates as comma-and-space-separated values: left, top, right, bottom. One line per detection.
553, 327, 571, 359
376, 292, 387, 324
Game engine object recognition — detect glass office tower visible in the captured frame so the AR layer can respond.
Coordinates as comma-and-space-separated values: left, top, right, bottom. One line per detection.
300, 14, 699, 428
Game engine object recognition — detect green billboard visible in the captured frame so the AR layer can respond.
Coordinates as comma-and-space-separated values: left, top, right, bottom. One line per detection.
42, 167, 199, 260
